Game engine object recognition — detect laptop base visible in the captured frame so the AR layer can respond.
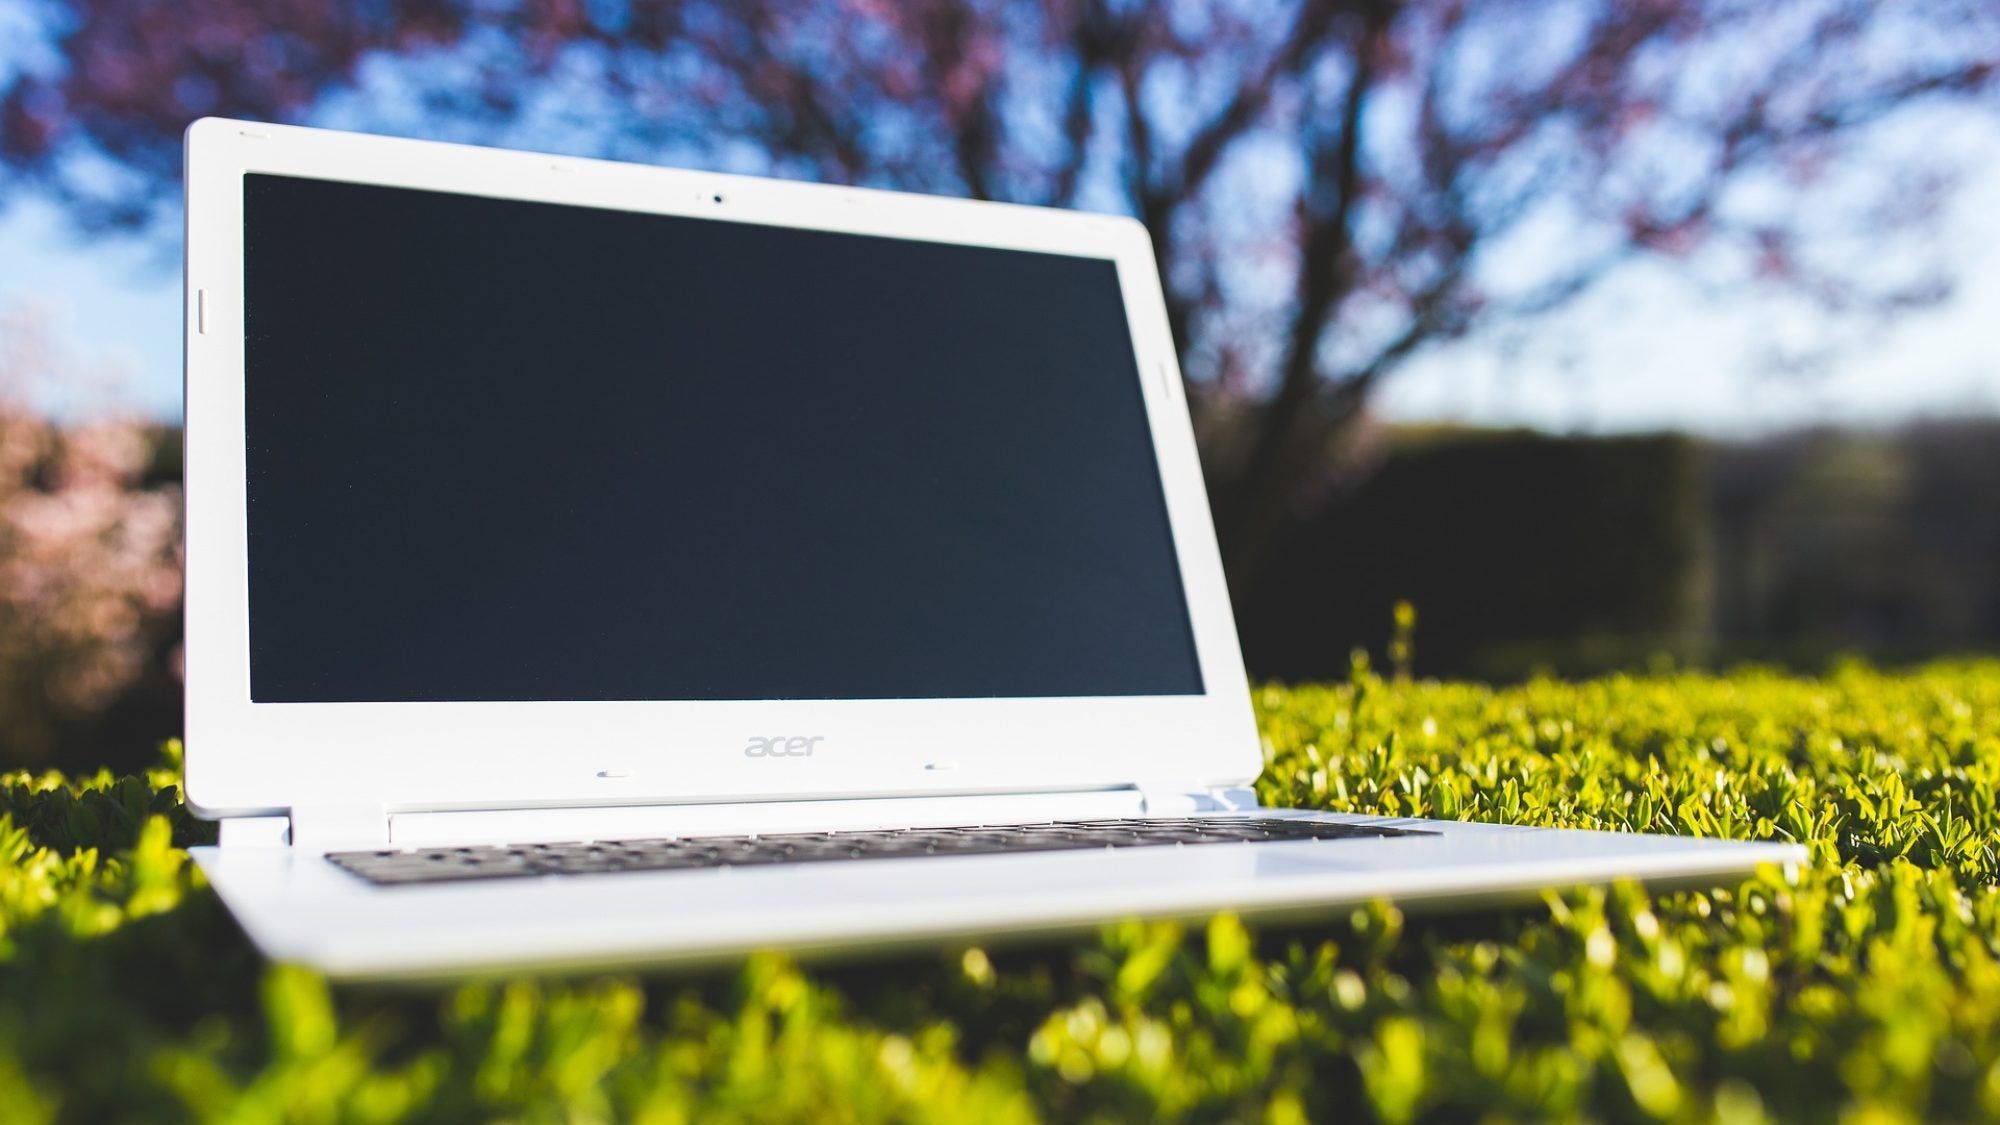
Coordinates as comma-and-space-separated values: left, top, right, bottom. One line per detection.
194, 810, 1800, 981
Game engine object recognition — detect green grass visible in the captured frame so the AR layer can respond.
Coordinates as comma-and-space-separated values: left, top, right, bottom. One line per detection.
4, 660, 2000, 1123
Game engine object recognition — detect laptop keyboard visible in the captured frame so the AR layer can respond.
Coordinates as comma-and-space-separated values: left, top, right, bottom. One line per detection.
327, 816, 1433, 887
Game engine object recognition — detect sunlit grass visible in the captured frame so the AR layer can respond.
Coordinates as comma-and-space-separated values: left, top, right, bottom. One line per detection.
3, 661, 1999, 1122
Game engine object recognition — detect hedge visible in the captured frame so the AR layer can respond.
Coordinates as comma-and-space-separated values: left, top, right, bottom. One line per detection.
3, 660, 2000, 1122
1238, 429, 1709, 682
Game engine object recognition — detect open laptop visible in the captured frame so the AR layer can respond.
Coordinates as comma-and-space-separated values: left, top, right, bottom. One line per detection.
183, 118, 1803, 979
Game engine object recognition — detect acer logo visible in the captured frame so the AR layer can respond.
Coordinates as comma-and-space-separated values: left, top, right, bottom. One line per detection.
744, 735, 823, 758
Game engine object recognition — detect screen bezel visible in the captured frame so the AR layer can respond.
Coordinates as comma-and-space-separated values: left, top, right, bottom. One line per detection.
183, 118, 1260, 818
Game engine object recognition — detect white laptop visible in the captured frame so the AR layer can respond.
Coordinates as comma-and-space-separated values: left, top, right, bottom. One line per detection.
182, 118, 1803, 980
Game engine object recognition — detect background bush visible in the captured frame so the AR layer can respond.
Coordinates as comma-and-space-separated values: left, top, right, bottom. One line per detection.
1241, 421, 2000, 683
4, 661, 1999, 1122
0, 308, 182, 771
1240, 428, 1708, 682
1708, 419, 2000, 665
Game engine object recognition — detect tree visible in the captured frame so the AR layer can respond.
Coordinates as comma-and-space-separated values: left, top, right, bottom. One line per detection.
5, 0, 1996, 591
0, 305, 182, 765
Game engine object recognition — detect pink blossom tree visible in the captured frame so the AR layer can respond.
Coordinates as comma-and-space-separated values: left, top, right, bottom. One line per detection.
0, 307, 182, 764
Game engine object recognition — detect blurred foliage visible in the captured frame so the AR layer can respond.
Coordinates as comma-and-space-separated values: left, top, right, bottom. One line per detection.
1241, 420, 2000, 682
0, 307, 182, 771
4, 662, 2000, 1120
1710, 419, 2000, 665
1241, 427, 1709, 681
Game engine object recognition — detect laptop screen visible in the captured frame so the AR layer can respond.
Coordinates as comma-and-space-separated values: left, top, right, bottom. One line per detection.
241, 173, 1204, 703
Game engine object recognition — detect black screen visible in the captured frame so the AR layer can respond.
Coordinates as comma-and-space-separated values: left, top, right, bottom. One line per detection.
242, 173, 1203, 702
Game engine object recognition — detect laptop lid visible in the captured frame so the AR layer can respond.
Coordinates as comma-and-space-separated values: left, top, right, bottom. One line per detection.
183, 118, 1258, 817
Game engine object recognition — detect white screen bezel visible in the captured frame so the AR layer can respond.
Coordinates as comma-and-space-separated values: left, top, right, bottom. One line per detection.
182, 117, 1260, 817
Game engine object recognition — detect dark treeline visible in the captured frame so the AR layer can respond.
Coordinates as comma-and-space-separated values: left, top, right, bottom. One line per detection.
1242, 417, 2000, 681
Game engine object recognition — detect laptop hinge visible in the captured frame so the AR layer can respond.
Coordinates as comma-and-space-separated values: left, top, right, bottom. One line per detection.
1135, 783, 1262, 816
287, 804, 390, 852
216, 815, 291, 848
1208, 785, 1262, 811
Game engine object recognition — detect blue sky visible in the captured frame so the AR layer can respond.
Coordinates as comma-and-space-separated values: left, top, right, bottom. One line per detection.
1380, 127, 2000, 435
